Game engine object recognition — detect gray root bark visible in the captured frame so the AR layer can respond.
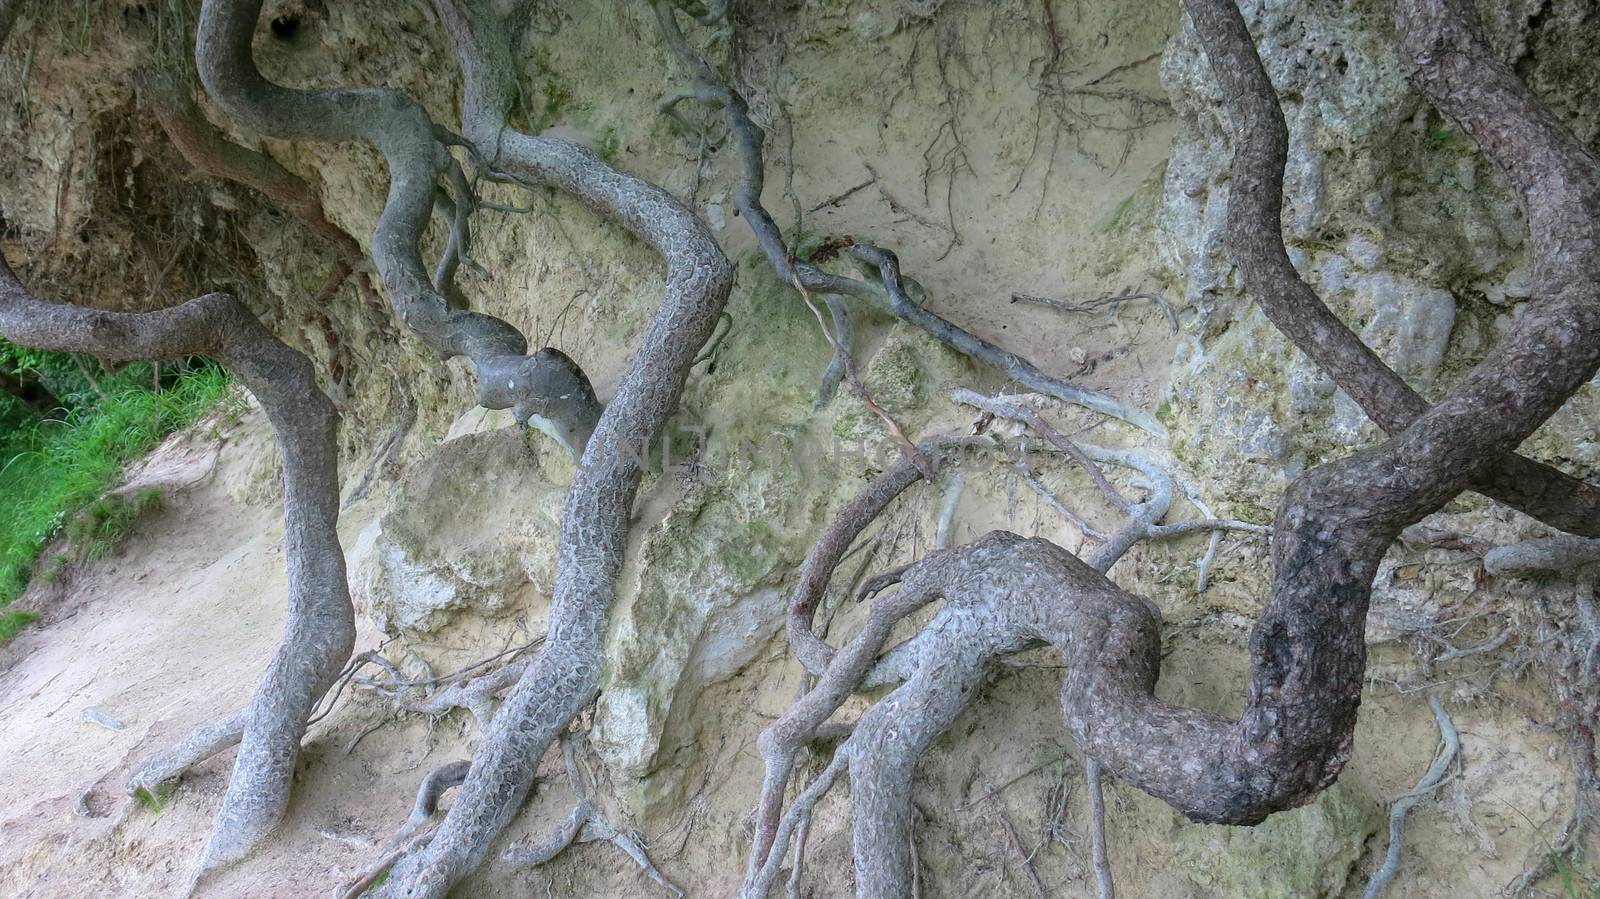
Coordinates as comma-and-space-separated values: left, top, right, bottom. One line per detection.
1191, 0, 1600, 538
189, 2, 729, 893
1483, 534, 1600, 575
196, 0, 603, 459
0, 250, 352, 883
355, 2, 733, 894
740, 0, 1600, 894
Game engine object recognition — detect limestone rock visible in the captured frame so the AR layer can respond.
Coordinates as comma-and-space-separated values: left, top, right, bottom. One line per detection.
357, 426, 564, 634
1171, 782, 1381, 898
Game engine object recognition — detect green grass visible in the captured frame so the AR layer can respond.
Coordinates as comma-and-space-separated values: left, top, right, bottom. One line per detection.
64, 486, 165, 563
0, 364, 233, 643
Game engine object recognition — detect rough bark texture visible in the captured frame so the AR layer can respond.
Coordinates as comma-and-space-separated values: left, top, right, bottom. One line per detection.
195, 0, 603, 457
362, 2, 734, 894
0, 241, 352, 880
740, 0, 1600, 893
1076, 0, 1600, 827
1192, 0, 1600, 538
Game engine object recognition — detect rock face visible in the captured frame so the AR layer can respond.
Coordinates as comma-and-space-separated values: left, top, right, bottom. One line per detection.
358, 425, 564, 634
5, 0, 1599, 896
1157, 0, 1599, 504
1170, 782, 1380, 898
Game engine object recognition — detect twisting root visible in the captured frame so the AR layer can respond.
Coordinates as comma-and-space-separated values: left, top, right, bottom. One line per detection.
648, 3, 1166, 437
1186, 0, 1600, 538
125, 709, 250, 801
741, 0, 1600, 890
814, 294, 853, 408
0, 241, 352, 886
339, 2, 732, 894
188, 2, 729, 894
1362, 695, 1459, 899
385, 761, 472, 852
501, 734, 684, 897
197, 0, 604, 459
352, 642, 540, 730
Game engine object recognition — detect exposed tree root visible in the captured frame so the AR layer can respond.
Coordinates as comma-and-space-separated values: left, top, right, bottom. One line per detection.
500, 734, 683, 897
126, 708, 250, 802
650, 3, 1167, 437
1195, 0, 1600, 539
736, 0, 1600, 894
0, 243, 353, 887
1085, 760, 1114, 899
196, 0, 604, 460
184, 2, 731, 894
360, 654, 532, 731
1484, 534, 1600, 576
1362, 695, 1459, 899
12, 0, 1594, 895
388, 762, 472, 853
746, 390, 1268, 896
325, 2, 734, 894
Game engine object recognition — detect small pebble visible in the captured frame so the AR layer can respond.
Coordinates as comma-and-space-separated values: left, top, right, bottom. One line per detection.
80, 707, 126, 732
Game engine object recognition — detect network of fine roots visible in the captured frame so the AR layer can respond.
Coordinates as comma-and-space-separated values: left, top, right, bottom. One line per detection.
0, 0, 1598, 897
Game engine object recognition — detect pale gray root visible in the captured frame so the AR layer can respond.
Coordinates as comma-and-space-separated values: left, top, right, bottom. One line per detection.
1431, 627, 1511, 664
346, 3, 734, 895
1086, 760, 1114, 899
359, 654, 534, 730
126, 709, 250, 800
1483, 534, 1600, 575
196, 0, 604, 460
384, 761, 472, 852
950, 388, 1131, 513
744, 748, 849, 899
336, 761, 472, 899
746, 563, 947, 888
500, 734, 684, 897
649, 3, 1165, 437
785, 810, 812, 899
814, 294, 852, 408
1363, 695, 1459, 899
0, 257, 353, 885
934, 470, 964, 549
337, 827, 437, 899
784, 436, 993, 679
432, 157, 477, 304
1017, 461, 1107, 541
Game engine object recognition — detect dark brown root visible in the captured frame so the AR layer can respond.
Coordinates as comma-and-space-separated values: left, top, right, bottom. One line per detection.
739, 0, 1600, 882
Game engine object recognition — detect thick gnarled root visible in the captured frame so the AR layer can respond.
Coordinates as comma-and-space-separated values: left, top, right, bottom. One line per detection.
0, 267, 354, 887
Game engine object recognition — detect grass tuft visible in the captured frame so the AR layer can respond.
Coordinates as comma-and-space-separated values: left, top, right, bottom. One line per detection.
0, 362, 233, 644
